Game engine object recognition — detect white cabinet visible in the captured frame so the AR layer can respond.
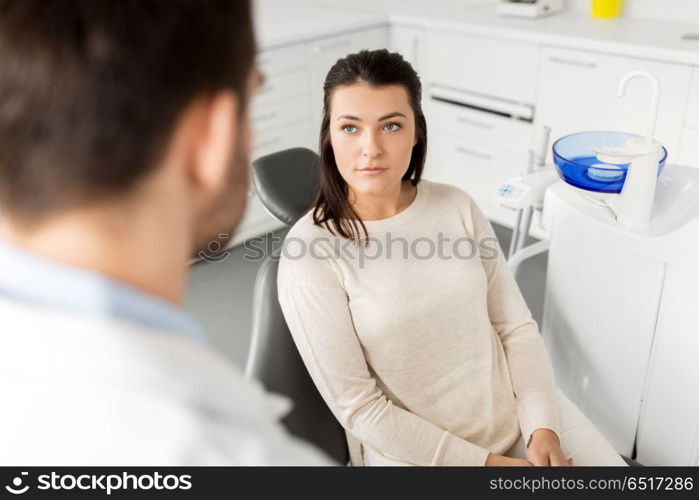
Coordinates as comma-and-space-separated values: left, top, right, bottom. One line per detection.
679, 67, 699, 168
540, 182, 699, 463
426, 126, 528, 228
252, 95, 313, 154
308, 26, 390, 132
535, 47, 693, 165
679, 128, 699, 167
425, 95, 532, 154
254, 69, 308, 108
252, 43, 311, 151
421, 30, 539, 105
256, 43, 308, 77
389, 25, 423, 72
635, 264, 699, 465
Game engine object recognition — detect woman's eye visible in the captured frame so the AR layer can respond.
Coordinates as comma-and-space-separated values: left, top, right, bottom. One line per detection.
384, 122, 401, 132
342, 125, 358, 134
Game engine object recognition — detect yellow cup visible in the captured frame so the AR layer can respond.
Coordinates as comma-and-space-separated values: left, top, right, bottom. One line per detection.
591, 0, 623, 18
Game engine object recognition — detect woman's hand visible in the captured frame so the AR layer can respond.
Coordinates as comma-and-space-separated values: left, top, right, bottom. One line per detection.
485, 453, 533, 466
527, 428, 574, 466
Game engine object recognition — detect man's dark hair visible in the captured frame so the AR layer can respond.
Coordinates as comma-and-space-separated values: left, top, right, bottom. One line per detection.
0, 0, 255, 223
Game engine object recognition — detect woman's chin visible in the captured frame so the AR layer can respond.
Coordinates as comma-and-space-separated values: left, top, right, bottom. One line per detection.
350, 175, 399, 196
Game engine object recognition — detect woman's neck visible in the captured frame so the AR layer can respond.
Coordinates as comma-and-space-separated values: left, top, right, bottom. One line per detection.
349, 179, 417, 222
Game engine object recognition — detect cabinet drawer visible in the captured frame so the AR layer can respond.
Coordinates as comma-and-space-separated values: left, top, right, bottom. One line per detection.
254, 69, 308, 106
257, 44, 307, 76
425, 129, 527, 228
252, 95, 311, 132
252, 118, 314, 161
424, 97, 532, 154
422, 30, 538, 104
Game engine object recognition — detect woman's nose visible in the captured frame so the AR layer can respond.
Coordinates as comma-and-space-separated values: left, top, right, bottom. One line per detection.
361, 129, 382, 158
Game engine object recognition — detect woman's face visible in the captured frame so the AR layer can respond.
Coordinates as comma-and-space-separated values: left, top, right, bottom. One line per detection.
329, 82, 417, 197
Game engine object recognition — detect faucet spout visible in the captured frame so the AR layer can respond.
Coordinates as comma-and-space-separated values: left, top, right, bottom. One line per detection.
617, 70, 660, 145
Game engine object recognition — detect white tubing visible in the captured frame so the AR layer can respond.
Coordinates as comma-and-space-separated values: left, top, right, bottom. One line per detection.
533, 126, 551, 168
508, 239, 550, 276
508, 210, 523, 259
515, 207, 534, 253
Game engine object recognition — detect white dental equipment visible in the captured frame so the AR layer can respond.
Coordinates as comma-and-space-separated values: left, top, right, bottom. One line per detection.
495, 126, 557, 273
496, 70, 699, 465
496, 0, 566, 19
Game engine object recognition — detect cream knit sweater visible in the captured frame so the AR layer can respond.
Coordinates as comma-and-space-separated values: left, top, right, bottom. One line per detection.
277, 179, 560, 466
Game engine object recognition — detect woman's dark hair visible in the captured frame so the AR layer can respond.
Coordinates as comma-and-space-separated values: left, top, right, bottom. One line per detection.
312, 48, 427, 242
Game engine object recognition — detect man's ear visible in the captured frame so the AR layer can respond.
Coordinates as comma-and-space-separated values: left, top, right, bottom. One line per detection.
189, 90, 238, 194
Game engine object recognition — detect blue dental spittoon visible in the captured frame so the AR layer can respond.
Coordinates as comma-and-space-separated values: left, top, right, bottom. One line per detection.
552, 131, 667, 194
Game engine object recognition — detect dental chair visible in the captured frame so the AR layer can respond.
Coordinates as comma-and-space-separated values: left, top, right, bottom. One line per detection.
244, 147, 350, 465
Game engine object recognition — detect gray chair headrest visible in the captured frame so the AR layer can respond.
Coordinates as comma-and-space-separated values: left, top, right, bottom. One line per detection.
251, 147, 321, 227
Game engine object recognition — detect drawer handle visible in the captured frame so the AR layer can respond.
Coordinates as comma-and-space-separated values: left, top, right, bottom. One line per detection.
548, 56, 597, 69
456, 117, 493, 129
686, 121, 699, 130
455, 145, 492, 160
312, 39, 352, 54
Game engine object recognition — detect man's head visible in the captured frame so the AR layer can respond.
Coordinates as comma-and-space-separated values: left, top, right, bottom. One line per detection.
0, 0, 259, 256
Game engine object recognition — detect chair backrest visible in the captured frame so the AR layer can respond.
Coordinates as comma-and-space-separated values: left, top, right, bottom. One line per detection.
244, 148, 349, 464
251, 147, 322, 226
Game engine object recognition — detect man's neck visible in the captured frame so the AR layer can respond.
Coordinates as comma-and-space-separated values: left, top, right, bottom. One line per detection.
2, 206, 191, 306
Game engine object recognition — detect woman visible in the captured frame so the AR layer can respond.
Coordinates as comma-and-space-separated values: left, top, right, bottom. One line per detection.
277, 49, 627, 467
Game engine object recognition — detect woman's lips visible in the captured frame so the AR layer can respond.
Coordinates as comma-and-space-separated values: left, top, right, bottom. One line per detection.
356, 167, 387, 175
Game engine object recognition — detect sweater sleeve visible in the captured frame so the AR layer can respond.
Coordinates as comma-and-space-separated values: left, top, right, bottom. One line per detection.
468, 198, 561, 448
277, 248, 492, 466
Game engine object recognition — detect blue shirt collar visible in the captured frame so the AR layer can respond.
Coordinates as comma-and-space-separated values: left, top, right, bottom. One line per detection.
0, 241, 206, 343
